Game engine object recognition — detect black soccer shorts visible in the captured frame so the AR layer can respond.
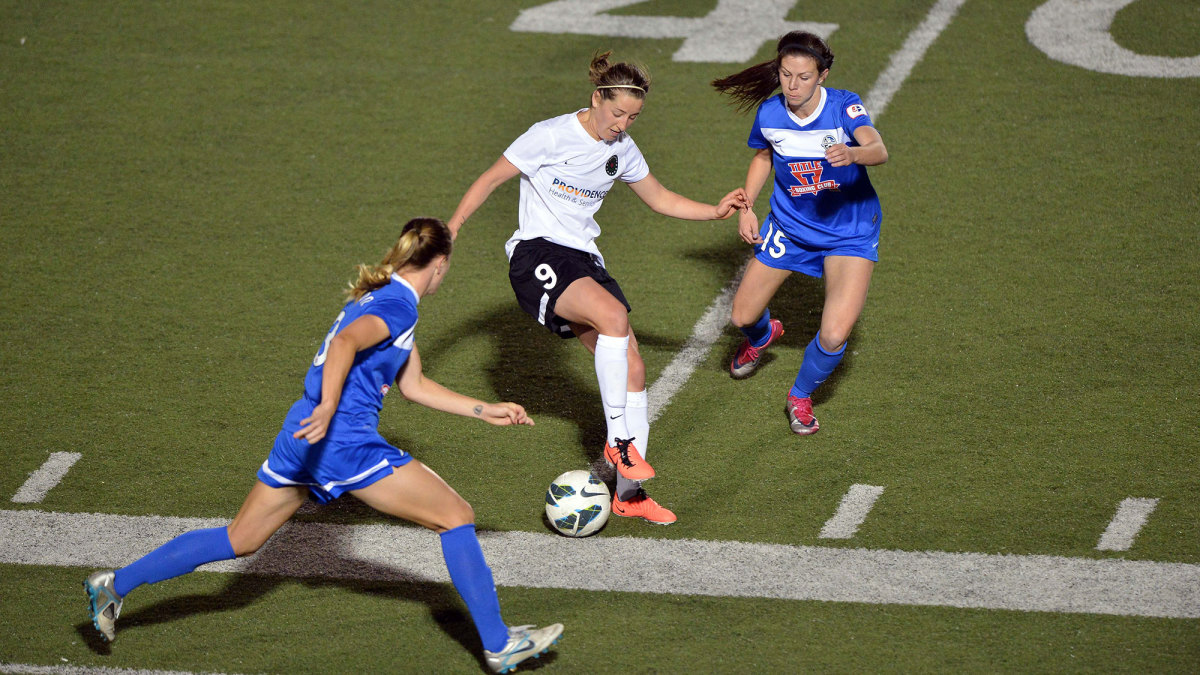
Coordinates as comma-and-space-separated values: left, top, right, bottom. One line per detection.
507, 237, 631, 339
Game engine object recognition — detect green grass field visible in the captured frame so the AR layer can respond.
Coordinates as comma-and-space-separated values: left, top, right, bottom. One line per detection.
2, 0, 1198, 672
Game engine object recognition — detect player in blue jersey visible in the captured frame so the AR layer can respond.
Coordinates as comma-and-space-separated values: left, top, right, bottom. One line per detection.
449, 51, 747, 525
83, 219, 562, 674
713, 31, 888, 435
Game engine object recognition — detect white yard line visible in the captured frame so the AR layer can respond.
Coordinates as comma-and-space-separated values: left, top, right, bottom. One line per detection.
647, 262, 745, 423
11, 453, 82, 504
819, 484, 885, 539
1097, 498, 1160, 552
863, 0, 969, 117
0, 664, 232, 675
4, 508, 1197, 619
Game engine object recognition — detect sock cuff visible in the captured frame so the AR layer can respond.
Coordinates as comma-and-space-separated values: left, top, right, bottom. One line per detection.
626, 390, 648, 408
440, 523, 477, 541
813, 332, 846, 356
595, 333, 630, 350
209, 526, 236, 560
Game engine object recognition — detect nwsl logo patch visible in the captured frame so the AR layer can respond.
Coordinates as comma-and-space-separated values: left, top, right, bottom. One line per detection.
605, 154, 618, 176
846, 104, 867, 119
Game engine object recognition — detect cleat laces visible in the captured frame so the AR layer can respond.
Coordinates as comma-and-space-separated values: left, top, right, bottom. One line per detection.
612, 437, 637, 468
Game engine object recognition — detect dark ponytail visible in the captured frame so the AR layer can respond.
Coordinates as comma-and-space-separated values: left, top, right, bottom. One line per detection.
712, 31, 834, 113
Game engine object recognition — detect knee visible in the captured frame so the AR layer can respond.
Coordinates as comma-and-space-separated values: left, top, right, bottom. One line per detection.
435, 499, 476, 533
729, 301, 762, 329
818, 328, 850, 353
227, 526, 260, 557
592, 304, 630, 338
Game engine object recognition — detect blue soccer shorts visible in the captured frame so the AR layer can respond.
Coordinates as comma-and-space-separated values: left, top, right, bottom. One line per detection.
754, 216, 879, 278
258, 428, 412, 504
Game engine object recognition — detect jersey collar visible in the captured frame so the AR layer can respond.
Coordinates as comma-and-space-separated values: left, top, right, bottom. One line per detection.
390, 273, 420, 304
785, 86, 827, 127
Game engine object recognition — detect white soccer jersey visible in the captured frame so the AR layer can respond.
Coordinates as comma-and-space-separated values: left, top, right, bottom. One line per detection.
502, 110, 650, 266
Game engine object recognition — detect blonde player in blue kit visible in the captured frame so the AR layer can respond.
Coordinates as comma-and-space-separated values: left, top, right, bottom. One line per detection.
713, 31, 889, 435
449, 51, 748, 525
84, 219, 561, 674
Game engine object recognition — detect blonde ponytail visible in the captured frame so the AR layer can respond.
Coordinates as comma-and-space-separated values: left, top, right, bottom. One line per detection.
346, 218, 452, 300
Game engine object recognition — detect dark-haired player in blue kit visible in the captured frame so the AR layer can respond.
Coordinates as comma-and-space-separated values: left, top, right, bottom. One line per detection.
84, 218, 562, 674
713, 31, 888, 435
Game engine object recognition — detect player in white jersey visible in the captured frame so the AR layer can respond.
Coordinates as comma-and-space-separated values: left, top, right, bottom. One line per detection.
83, 220, 562, 674
714, 31, 889, 435
450, 51, 748, 525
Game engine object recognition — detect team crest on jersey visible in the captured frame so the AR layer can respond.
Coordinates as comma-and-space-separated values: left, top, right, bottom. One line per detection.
821, 135, 837, 150
380, 383, 390, 396
846, 104, 867, 119
605, 154, 618, 176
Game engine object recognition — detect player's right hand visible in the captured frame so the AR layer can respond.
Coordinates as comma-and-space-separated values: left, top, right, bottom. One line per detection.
738, 209, 762, 244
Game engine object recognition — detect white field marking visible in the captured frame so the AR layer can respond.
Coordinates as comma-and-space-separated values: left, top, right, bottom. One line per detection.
647, 259, 747, 424
1097, 498, 1160, 552
0, 663, 234, 675
6, 509, 1199, 619
11, 452, 82, 504
1027, 0, 1200, 78
863, 0, 968, 118
819, 484, 885, 539
511, 0, 837, 64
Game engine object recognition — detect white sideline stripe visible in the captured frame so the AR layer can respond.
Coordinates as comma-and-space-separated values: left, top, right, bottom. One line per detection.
11, 452, 82, 504
1097, 498, 1160, 552
819, 484, 885, 539
0, 663, 232, 675
863, 0, 968, 118
646, 1, 962, 422
4, 509, 1198, 619
647, 261, 745, 424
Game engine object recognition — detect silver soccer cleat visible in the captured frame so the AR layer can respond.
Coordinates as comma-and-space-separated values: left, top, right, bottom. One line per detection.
484, 623, 564, 673
83, 569, 124, 642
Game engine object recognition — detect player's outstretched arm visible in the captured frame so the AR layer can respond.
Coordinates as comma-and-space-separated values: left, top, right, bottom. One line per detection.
737, 148, 774, 244
447, 156, 523, 240
396, 345, 534, 426
628, 172, 748, 221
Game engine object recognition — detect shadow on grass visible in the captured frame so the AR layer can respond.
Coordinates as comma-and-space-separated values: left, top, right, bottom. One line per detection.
678, 243, 860, 406
76, 525, 557, 674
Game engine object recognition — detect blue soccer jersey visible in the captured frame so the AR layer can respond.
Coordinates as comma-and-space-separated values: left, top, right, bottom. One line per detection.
748, 88, 882, 248
281, 273, 419, 440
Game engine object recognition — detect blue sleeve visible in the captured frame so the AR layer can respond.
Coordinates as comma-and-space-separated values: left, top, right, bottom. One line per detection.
747, 102, 769, 150
839, 91, 874, 138
362, 298, 417, 342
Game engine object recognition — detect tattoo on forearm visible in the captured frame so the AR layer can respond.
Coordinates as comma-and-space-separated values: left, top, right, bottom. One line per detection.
473, 405, 483, 416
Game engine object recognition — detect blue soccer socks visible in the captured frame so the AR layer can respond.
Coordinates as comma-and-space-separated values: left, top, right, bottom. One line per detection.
740, 309, 774, 348
113, 526, 236, 597
440, 523, 509, 653
791, 332, 846, 399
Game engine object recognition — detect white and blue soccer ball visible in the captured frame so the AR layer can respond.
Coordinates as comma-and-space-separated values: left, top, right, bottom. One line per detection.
545, 470, 610, 537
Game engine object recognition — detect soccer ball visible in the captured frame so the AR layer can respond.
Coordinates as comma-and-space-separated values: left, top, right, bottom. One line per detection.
545, 470, 610, 537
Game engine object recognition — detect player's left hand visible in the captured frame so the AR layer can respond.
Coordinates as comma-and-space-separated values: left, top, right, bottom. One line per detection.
714, 188, 750, 219
478, 402, 535, 426
825, 143, 855, 167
